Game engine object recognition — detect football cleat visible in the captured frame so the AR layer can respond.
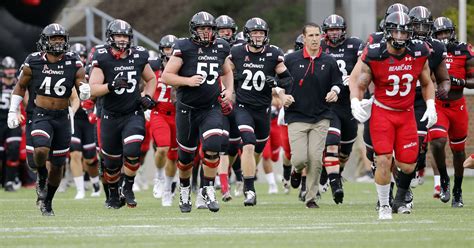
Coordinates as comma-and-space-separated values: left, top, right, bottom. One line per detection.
290, 170, 302, 189
203, 186, 219, 212
282, 179, 290, 194
440, 180, 451, 203
153, 178, 164, 199
121, 188, 137, 208
179, 186, 192, 213
452, 189, 464, 208
299, 189, 307, 202
244, 190, 257, 206
4, 181, 15, 192
162, 190, 173, 207
305, 200, 319, 208
90, 183, 101, 197
195, 188, 208, 209
234, 181, 244, 197
36, 178, 48, 207
74, 190, 85, 200
378, 205, 392, 220
222, 191, 232, 202
268, 183, 278, 194
40, 200, 55, 216
329, 177, 344, 204
392, 200, 412, 214
433, 184, 441, 199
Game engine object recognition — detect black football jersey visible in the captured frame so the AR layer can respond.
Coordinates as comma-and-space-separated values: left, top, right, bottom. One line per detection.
23, 52, 82, 104
0, 83, 15, 120
230, 44, 284, 108
91, 44, 149, 113
172, 38, 230, 108
321, 37, 364, 107
148, 57, 163, 72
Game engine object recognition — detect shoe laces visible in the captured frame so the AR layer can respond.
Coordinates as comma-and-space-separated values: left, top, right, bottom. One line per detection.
180, 186, 190, 204
204, 186, 216, 202
245, 190, 255, 200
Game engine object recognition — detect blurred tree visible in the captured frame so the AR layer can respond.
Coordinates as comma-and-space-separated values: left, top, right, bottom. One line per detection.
442, 0, 474, 43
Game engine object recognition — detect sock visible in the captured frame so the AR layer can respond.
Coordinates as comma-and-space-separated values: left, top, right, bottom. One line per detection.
376, 183, 390, 206
283, 164, 291, 180
397, 170, 414, 190
265, 172, 276, 186
38, 166, 48, 181
202, 176, 215, 187
156, 167, 164, 180
123, 175, 135, 191
232, 157, 243, 181
73, 176, 85, 193
90, 176, 100, 185
219, 173, 229, 194
45, 184, 58, 202
438, 166, 449, 182
180, 177, 190, 188
102, 182, 109, 200
434, 175, 441, 186
244, 176, 255, 192
453, 176, 463, 192
164, 176, 174, 192
320, 168, 328, 185
301, 176, 307, 191
108, 182, 119, 198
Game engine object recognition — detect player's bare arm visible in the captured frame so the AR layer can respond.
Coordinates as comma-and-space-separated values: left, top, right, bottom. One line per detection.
464, 57, 474, 88
220, 58, 234, 103
349, 59, 372, 100
419, 60, 436, 101
141, 63, 158, 97
434, 59, 450, 98
12, 65, 32, 97
89, 67, 107, 97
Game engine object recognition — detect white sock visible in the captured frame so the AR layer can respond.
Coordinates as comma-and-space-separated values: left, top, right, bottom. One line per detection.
73, 176, 85, 192
265, 172, 276, 186
156, 168, 164, 180
434, 175, 441, 186
164, 176, 174, 192
90, 176, 100, 185
376, 183, 390, 207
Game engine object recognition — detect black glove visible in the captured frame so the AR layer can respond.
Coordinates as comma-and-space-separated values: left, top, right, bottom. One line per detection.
450, 75, 466, 87
108, 76, 131, 92
265, 76, 278, 88
140, 95, 156, 109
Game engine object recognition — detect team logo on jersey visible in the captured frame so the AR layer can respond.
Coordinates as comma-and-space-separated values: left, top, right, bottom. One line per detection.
218, 44, 223, 48
134, 54, 139, 58
415, 51, 421, 57
299, 64, 305, 68
245, 56, 250, 62
198, 48, 203, 54
389, 57, 395, 64
347, 44, 353, 49
42, 64, 64, 75
405, 57, 413, 61
339, 48, 344, 52
66, 61, 71, 65
259, 58, 265, 62
114, 65, 135, 71
389, 64, 412, 72
321, 64, 325, 70
266, 53, 272, 57
212, 49, 218, 53
129, 59, 134, 63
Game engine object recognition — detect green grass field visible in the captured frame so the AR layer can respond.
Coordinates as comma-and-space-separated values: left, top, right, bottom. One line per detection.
1, 177, 473, 248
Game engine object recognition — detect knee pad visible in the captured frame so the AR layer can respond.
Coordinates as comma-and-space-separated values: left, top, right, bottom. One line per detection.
124, 157, 140, 172
178, 149, 195, 165
240, 131, 256, 147
323, 156, 340, 167
339, 153, 350, 164
450, 139, 466, 152
202, 134, 222, 153
50, 155, 67, 167
123, 142, 142, 158
202, 152, 220, 168
254, 140, 267, 154
227, 142, 240, 157
177, 160, 194, 171
340, 143, 354, 158
104, 167, 121, 183
86, 157, 99, 168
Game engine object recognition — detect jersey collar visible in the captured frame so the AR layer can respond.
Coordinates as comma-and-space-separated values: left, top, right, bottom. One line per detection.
303, 46, 322, 59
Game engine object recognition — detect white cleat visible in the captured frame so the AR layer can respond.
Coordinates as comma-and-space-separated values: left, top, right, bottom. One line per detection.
153, 178, 164, 199
282, 179, 290, 194
268, 183, 278, 194
195, 188, 208, 209
410, 178, 419, 188
90, 190, 101, 197
378, 205, 393, 220
319, 181, 329, 194
74, 190, 85, 200
234, 181, 244, 197
57, 179, 68, 193
162, 190, 173, 207
132, 183, 141, 192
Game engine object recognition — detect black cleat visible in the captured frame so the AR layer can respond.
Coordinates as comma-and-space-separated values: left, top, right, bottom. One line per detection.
392, 200, 411, 214
121, 188, 137, 208
203, 186, 219, 212
40, 201, 55, 216
329, 177, 344, 204
452, 189, 464, 208
306, 200, 319, 208
35, 178, 47, 207
107, 195, 124, 209
290, 170, 302, 189
179, 186, 192, 213
4, 182, 15, 192
244, 190, 257, 206
440, 180, 451, 203
298, 189, 307, 202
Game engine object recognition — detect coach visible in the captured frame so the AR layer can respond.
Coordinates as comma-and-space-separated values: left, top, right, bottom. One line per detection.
284, 23, 342, 208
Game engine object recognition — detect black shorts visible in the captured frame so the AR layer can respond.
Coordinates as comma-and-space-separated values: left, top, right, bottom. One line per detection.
0, 121, 22, 159
221, 111, 241, 155
31, 107, 71, 156
71, 118, 96, 159
326, 107, 358, 155
175, 102, 223, 163
234, 103, 270, 153
100, 110, 145, 159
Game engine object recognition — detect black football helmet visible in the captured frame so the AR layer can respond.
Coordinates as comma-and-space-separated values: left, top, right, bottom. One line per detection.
244, 17, 269, 48
216, 15, 238, 43
322, 14, 346, 45
1, 56, 17, 79
409, 6, 433, 40
106, 19, 133, 51
385, 3, 409, 17
384, 12, 413, 49
189, 11, 216, 45
294, 34, 304, 51
378, 19, 385, 32
37, 23, 70, 56
432, 17, 456, 45
159, 34, 178, 61
69, 43, 87, 57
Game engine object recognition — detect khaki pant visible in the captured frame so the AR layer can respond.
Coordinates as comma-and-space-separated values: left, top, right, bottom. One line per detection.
288, 120, 329, 203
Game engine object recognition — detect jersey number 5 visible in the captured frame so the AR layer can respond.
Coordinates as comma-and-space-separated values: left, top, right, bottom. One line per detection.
114, 71, 137, 95
196, 62, 218, 85
386, 74, 414, 97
